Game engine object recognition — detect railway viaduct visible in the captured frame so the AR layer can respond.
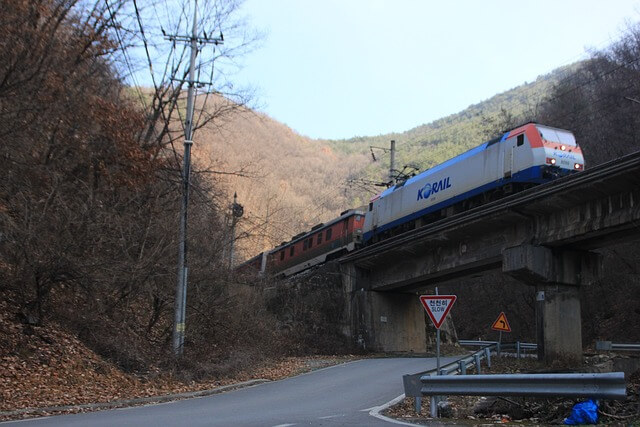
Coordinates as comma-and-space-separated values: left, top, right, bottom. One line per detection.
339, 150, 640, 362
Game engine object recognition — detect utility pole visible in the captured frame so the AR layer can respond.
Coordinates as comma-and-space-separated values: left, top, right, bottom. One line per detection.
228, 192, 244, 269
389, 139, 396, 185
170, 0, 223, 357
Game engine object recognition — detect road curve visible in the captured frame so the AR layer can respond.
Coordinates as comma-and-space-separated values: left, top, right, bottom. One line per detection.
3, 357, 459, 426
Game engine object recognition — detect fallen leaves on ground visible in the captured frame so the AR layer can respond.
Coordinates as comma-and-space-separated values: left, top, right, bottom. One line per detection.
0, 299, 356, 421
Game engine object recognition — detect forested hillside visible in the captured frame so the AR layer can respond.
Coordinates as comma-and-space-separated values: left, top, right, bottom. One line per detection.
191, 101, 369, 255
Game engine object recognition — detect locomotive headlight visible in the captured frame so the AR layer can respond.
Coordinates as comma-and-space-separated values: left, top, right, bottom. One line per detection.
574, 163, 583, 170
546, 157, 556, 165
561, 145, 566, 151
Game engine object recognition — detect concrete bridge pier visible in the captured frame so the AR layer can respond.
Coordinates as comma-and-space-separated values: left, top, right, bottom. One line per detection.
503, 245, 601, 363
340, 264, 426, 353
534, 284, 582, 362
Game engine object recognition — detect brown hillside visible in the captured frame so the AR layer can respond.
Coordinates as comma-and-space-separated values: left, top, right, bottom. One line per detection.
192, 99, 370, 259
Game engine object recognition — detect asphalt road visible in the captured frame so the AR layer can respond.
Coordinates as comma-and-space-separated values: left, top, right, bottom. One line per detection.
4, 357, 459, 426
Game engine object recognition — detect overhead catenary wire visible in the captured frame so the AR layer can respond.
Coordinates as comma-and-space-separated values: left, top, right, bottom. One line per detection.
132, 0, 159, 96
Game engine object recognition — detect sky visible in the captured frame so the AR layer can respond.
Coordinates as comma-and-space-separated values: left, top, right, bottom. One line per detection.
233, 0, 640, 140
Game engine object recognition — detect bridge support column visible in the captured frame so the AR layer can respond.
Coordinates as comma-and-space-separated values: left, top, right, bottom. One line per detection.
503, 245, 601, 363
341, 263, 426, 353
535, 284, 582, 362
359, 290, 426, 353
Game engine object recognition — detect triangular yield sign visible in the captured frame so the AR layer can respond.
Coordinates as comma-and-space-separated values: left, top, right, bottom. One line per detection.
491, 312, 512, 332
419, 295, 457, 329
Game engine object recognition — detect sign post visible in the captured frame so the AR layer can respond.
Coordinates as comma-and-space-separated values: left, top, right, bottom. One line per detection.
435, 288, 440, 375
491, 312, 511, 356
419, 292, 457, 374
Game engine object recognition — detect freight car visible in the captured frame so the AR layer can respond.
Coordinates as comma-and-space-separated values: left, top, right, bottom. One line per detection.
234, 209, 365, 277
267, 209, 365, 277
235, 251, 268, 276
362, 123, 584, 243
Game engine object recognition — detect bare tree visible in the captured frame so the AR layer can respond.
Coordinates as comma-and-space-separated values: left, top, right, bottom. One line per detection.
0, 0, 269, 369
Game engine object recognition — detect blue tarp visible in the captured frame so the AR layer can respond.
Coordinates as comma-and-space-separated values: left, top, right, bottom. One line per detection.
564, 399, 599, 425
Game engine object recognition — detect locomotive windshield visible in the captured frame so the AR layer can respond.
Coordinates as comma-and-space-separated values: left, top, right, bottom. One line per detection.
536, 125, 577, 146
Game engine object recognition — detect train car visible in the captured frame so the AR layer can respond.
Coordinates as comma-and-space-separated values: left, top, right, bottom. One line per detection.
267, 209, 366, 277
235, 251, 268, 276
363, 123, 585, 244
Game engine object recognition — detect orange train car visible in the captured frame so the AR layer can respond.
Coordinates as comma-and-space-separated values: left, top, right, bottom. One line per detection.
267, 209, 365, 277
236, 209, 365, 278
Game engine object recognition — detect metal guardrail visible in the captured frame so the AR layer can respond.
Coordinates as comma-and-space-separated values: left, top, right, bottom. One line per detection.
596, 341, 640, 352
403, 344, 496, 399
459, 340, 538, 358
404, 341, 538, 399
458, 340, 496, 347
420, 372, 627, 400
403, 340, 627, 418
403, 343, 497, 417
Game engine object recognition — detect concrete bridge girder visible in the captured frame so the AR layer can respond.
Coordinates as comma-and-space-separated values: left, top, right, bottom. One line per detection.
358, 187, 639, 293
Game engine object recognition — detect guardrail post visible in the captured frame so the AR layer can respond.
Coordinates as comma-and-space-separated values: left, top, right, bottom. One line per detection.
440, 368, 447, 376
517, 341, 521, 359
497, 341, 501, 357
459, 360, 467, 375
415, 396, 421, 414
474, 354, 481, 374
430, 396, 437, 418
484, 347, 491, 368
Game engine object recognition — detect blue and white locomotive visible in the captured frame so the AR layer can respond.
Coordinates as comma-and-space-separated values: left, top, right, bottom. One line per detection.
362, 123, 585, 243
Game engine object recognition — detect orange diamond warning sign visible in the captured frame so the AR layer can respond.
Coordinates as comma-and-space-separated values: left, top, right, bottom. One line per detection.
491, 312, 511, 332
419, 295, 457, 329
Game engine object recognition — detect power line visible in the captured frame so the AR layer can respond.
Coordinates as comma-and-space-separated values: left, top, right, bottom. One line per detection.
542, 55, 640, 109
545, 80, 637, 125
132, 0, 158, 95
103, 0, 148, 111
